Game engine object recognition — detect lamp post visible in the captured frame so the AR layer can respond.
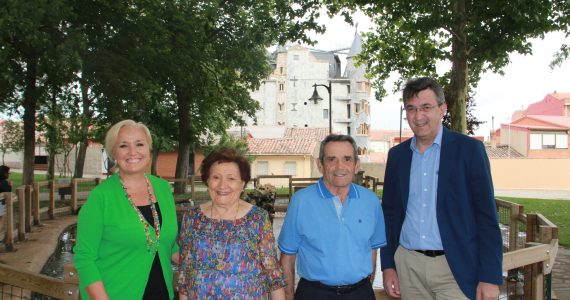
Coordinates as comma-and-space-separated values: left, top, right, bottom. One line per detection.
308, 81, 332, 134
399, 105, 404, 144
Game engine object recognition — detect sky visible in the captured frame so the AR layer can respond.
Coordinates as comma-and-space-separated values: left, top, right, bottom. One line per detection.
306, 11, 570, 138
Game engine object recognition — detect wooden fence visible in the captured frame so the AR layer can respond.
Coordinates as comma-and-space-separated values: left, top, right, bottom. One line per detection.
1, 178, 100, 252
0, 176, 561, 300
0, 264, 79, 299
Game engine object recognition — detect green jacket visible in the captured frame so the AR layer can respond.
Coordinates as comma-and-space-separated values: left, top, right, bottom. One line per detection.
74, 174, 179, 299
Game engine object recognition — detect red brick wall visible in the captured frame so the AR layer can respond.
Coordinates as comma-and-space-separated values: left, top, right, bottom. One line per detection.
155, 151, 205, 179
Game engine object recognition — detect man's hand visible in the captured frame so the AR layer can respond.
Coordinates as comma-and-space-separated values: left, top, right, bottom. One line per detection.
383, 268, 401, 299
476, 282, 499, 300
280, 253, 296, 300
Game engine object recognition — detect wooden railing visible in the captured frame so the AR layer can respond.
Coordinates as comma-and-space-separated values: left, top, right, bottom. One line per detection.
1, 178, 100, 252
0, 264, 79, 299
497, 198, 559, 300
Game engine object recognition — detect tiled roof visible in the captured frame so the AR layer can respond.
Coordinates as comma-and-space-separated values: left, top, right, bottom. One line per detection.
550, 92, 570, 102
247, 138, 318, 155
485, 145, 524, 159
283, 128, 329, 140
369, 129, 414, 141
526, 115, 570, 128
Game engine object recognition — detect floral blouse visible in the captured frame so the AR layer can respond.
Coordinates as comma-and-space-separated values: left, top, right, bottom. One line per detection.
177, 205, 286, 299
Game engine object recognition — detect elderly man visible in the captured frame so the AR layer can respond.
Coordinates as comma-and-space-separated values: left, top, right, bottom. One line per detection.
381, 77, 503, 300
279, 134, 386, 300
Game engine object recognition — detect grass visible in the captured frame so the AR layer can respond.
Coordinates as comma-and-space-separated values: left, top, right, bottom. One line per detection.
8, 172, 58, 189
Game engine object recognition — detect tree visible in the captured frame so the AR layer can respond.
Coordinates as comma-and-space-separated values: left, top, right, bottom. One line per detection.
201, 133, 253, 162
0, 120, 24, 164
129, 0, 325, 191
328, 0, 570, 133
0, 0, 80, 184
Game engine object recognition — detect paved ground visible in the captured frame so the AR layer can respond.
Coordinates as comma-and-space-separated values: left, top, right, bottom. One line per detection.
0, 214, 76, 273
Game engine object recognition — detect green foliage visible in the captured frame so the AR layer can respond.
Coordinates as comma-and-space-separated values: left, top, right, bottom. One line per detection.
0, 120, 24, 164
326, 0, 570, 133
200, 134, 254, 162
1, 0, 327, 184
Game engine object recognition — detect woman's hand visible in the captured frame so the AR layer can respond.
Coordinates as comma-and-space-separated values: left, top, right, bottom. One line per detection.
270, 287, 286, 300
171, 252, 180, 265
85, 281, 110, 300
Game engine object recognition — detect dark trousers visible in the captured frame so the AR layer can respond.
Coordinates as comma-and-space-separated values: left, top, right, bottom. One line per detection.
295, 278, 375, 300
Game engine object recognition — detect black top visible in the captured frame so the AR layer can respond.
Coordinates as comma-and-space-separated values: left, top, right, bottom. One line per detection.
138, 203, 169, 300
0, 179, 11, 193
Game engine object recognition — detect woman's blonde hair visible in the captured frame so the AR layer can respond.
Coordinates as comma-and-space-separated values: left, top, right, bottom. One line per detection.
105, 120, 152, 161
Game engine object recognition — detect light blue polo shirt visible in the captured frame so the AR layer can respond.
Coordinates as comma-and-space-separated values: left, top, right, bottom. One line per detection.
278, 178, 386, 285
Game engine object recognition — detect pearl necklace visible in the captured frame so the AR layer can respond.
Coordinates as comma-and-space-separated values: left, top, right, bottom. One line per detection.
210, 201, 239, 270
120, 175, 161, 253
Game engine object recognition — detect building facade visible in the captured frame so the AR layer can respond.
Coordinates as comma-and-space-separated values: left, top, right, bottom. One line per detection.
246, 32, 372, 158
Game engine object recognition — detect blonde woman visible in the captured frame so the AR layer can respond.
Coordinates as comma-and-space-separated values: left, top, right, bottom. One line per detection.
74, 120, 179, 300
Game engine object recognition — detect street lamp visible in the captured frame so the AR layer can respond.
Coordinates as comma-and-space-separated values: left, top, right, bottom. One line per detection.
399, 105, 404, 144
308, 81, 332, 134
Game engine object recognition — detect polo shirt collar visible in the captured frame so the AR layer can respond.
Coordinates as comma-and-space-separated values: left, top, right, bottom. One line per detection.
316, 177, 360, 199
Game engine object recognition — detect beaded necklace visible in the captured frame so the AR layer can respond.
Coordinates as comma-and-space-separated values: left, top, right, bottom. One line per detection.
210, 201, 239, 270
120, 175, 161, 253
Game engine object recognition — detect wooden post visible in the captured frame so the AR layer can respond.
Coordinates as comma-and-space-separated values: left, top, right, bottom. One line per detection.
17, 187, 26, 241
32, 182, 41, 226
531, 262, 544, 300
25, 185, 32, 232
71, 179, 78, 214
509, 204, 522, 251
63, 264, 80, 300
526, 213, 537, 243
49, 180, 55, 219
190, 176, 196, 202
287, 176, 293, 203
3, 192, 15, 251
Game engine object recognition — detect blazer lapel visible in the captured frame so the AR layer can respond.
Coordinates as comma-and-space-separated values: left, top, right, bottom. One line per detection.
400, 140, 413, 209
437, 128, 452, 207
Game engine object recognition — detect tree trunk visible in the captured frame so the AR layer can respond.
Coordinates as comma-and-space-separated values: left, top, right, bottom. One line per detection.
22, 56, 39, 186
73, 80, 91, 178
448, 0, 468, 134
74, 141, 88, 178
47, 153, 55, 180
174, 85, 191, 193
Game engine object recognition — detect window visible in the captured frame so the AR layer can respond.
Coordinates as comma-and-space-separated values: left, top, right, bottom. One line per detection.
284, 161, 297, 176
556, 134, 568, 148
355, 103, 361, 113
347, 126, 351, 135
356, 81, 370, 93
257, 161, 269, 175
347, 104, 351, 119
347, 85, 351, 94
278, 103, 284, 112
357, 123, 369, 135
279, 83, 284, 91
323, 109, 329, 119
530, 132, 568, 149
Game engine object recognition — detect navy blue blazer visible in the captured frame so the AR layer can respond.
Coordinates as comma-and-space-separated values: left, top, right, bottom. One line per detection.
380, 127, 503, 299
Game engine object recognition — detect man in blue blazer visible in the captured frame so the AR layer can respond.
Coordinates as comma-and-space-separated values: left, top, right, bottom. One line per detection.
380, 77, 503, 300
